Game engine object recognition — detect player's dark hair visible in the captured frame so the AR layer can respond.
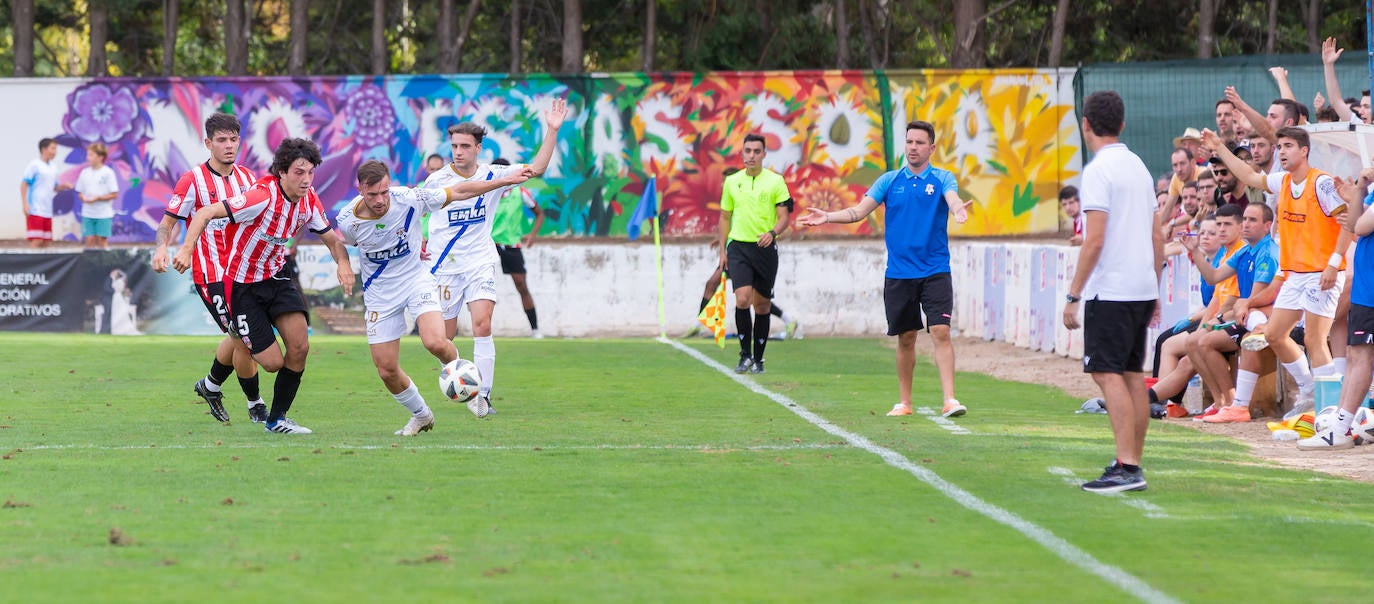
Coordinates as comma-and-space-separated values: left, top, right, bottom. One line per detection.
743, 133, 766, 148
491, 158, 511, 166
355, 159, 389, 186
1271, 99, 1302, 125
906, 120, 936, 142
269, 137, 323, 177
426, 153, 443, 163
1058, 185, 1078, 200
1215, 99, 1235, 110
1275, 126, 1310, 151
1214, 203, 1243, 221
1082, 91, 1125, 136
204, 113, 241, 138
447, 122, 487, 144
38, 137, 55, 151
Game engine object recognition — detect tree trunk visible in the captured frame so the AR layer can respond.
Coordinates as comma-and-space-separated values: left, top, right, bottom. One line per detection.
642, 0, 656, 72
372, 0, 387, 74
225, 0, 248, 75
834, 0, 849, 69
509, 0, 522, 73
856, 0, 879, 69
438, 0, 454, 72
1047, 0, 1068, 67
161, 0, 178, 76
562, 0, 583, 73
1264, 0, 1278, 55
14, 0, 35, 76
952, 0, 985, 68
89, 0, 110, 76
289, 0, 309, 75
1303, 0, 1322, 53
452, 0, 482, 70
1197, 0, 1215, 58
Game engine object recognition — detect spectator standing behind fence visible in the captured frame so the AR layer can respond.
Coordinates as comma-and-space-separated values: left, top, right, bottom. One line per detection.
1063, 91, 1163, 494
20, 137, 69, 248
1060, 185, 1082, 246
75, 142, 119, 249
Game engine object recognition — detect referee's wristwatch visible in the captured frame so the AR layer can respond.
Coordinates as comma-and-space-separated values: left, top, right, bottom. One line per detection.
766, 229, 777, 238
1065, 294, 1080, 304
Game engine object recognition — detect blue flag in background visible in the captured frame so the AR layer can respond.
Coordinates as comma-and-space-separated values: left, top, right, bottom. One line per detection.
627, 177, 657, 241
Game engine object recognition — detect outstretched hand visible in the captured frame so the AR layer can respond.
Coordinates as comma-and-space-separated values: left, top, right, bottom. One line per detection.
1322, 37, 1343, 65
798, 207, 828, 227
544, 97, 568, 131
1198, 128, 1223, 152
952, 199, 973, 224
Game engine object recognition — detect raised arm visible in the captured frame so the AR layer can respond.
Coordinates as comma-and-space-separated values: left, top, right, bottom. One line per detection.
1226, 86, 1276, 143
1269, 67, 1297, 102
441, 168, 533, 205
1179, 233, 1237, 285
526, 97, 568, 177
1200, 129, 1266, 190
798, 196, 881, 227
1322, 38, 1357, 123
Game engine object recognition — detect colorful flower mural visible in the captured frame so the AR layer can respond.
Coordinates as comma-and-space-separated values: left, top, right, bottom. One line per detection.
29, 70, 1077, 244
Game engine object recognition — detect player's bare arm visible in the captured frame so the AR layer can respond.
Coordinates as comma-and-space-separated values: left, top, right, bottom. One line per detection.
945, 192, 974, 224
1178, 231, 1236, 285
172, 203, 230, 273
151, 213, 182, 273
526, 97, 568, 177
758, 202, 790, 248
440, 168, 533, 206
1200, 129, 1266, 190
522, 202, 545, 248
799, 196, 880, 226
1063, 210, 1107, 331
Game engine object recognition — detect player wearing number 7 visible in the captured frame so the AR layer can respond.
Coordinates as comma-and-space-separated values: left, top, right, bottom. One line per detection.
337, 160, 533, 434
798, 120, 973, 419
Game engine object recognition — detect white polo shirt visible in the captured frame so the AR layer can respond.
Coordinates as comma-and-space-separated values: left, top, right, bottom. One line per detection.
1079, 143, 1159, 302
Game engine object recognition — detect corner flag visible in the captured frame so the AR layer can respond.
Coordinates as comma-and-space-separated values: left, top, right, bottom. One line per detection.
697, 270, 727, 348
627, 177, 657, 241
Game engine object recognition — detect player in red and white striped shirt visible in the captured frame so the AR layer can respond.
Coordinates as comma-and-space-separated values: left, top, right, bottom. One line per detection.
150, 113, 266, 425
174, 138, 355, 435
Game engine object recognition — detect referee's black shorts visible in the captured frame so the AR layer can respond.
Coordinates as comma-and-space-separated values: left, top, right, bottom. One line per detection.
496, 244, 526, 275
726, 240, 779, 299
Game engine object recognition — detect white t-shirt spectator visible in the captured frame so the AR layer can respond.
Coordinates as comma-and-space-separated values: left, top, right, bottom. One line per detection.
1079, 143, 1159, 302
21, 158, 58, 218
76, 165, 118, 219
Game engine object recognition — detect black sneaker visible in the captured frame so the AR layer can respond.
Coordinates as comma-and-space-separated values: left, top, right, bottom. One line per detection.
1081, 462, 1147, 494
749, 359, 766, 374
1149, 402, 1167, 419
734, 354, 754, 374
194, 379, 230, 423
248, 403, 269, 424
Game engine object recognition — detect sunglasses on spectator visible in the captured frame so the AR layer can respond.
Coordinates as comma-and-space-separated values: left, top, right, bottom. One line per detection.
1212, 168, 1229, 175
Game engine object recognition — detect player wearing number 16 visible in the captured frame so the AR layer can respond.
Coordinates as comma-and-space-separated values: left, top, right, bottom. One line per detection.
172, 138, 353, 435
336, 160, 533, 434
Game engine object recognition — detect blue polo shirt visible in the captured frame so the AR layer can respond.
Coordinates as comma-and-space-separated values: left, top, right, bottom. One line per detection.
1355, 191, 1374, 307
1226, 234, 1280, 299
1201, 248, 1223, 306
866, 164, 959, 279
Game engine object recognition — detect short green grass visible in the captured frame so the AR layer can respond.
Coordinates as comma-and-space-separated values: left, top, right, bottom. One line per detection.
1, 334, 1371, 603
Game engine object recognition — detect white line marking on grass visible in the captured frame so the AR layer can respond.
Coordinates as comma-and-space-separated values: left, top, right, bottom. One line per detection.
662, 337, 1179, 604
1047, 467, 1169, 519
915, 406, 972, 434
17, 443, 848, 452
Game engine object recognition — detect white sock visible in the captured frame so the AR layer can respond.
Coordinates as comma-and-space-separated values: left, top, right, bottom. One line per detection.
1333, 357, 1347, 376
1283, 357, 1314, 395
246, 398, 265, 408
393, 381, 429, 416
474, 335, 496, 397
780, 310, 795, 324
1233, 370, 1258, 408
203, 378, 222, 393
1336, 408, 1357, 432
1312, 363, 1336, 378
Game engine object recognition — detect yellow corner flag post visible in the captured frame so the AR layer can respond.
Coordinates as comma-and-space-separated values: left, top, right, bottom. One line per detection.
697, 270, 727, 348
653, 212, 666, 338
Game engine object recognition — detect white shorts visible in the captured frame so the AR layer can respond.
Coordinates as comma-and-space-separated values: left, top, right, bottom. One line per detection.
435, 262, 498, 320
365, 279, 442, 344
1273, 271, 1344, 319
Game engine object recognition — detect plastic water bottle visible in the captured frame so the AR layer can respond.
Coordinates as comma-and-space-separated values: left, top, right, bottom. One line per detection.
1183, 376, 1204, 414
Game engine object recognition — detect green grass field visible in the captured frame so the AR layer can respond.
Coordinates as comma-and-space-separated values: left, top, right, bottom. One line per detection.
2, 333, 1372, 603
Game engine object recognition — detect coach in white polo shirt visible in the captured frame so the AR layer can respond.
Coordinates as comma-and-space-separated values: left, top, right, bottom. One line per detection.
1064, 91, 1164, 495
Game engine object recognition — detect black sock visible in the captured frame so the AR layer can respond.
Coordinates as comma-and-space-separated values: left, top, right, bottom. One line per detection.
699, 297, 710, 313
1170, 391, 1185, 405
525, 308, 539, 330
269, 367, 303, 423
208, 359, 233, 386
1147, 389, 1159, 405
239, 374, 261, 402
770, 304, 784, 318
753, 313, 771, 361
735, 307, 752, 356
1121, 463, 1141, 473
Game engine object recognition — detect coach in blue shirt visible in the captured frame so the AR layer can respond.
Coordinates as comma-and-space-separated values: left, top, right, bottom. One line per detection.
799, 120, 973, 420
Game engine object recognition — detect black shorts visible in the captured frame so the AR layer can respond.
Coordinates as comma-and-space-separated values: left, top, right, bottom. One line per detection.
496, 244, 526, 275
195, 281, 233, 334
1218, 321, 1248, 345
884, 273, 954, 335
1350, 303, 1374, 346
726, 240, 779, 299
225, 272, 309, 354
1083, 299, 1155, 374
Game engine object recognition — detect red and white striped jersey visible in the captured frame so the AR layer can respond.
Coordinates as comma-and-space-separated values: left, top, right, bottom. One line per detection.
222, 175, 332, 284
167, 162, 257, 284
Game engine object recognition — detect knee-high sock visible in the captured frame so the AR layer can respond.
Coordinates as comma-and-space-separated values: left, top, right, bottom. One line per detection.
1283, 356, 1314, 395
394, 380, 428, 415
474, 335, 496, 396
206, 359, 232, 391
525, 308, 539, 330
1233, 370, 1258, 408
752, 313, 772, 361
238, 374, 262, 406
268, 367, 303, 423
735, 308, 752, 356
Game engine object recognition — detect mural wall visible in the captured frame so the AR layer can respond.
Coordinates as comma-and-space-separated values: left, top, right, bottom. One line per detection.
0, 70, 1080, 242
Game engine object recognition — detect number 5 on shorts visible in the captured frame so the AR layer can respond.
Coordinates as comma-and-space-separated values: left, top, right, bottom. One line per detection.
235, 314, 250, 337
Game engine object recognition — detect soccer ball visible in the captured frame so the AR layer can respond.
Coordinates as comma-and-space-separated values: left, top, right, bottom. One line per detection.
439, 359, 481, 403
1351, 408, 1374, 445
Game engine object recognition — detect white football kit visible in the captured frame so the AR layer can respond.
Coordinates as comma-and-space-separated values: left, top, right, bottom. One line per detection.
422, 162, 522, 319
336, 186, 450, 344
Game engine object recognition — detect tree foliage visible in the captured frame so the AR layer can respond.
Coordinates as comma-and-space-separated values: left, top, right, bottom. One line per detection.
4, 0, 1374, 76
